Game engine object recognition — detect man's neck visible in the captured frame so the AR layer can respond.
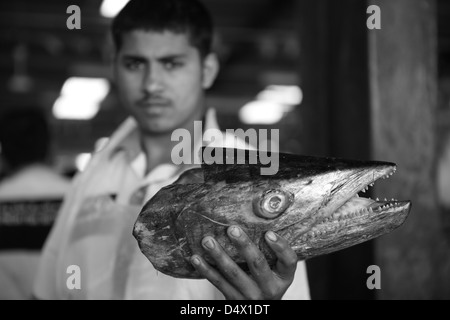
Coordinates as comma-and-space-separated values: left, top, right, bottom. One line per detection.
139, 112, 206, 175
139, 132, 176, 175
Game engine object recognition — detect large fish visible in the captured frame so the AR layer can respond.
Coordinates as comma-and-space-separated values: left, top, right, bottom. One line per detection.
133, 148, 411, 279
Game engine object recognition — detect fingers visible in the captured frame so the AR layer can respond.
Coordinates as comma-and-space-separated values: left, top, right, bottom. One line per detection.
191, 236, 260, 299
227, 226, 272, 282
227, 226, 296, 298
190, 254, 243, 300
190, 227, 298, 300
226, 226, 297, 282
264, 231, 298, 281
227, 226, 288, 299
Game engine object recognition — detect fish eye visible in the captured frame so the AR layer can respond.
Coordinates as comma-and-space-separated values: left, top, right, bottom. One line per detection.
253, 189, 294, 219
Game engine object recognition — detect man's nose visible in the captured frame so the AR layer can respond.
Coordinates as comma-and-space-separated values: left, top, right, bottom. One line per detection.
142, 66, 164, 93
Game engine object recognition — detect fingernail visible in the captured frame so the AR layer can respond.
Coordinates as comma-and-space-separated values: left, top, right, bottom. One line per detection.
230, 226, 241, 238
266, 231, 277, 242
203, 237, 215, 249
191, 256, 201, 266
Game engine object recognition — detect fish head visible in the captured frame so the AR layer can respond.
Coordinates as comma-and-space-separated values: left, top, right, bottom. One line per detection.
202, 148, 411, 258
133, 147, 411, 278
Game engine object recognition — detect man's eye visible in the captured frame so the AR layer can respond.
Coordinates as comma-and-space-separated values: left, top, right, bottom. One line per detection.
164, 61, 183, 70
125, 60, 145, 71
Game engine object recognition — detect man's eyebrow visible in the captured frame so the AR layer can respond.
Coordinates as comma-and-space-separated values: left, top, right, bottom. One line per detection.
120, 54, 187, 62
121, 54, 147, 61
157, 54, 188, 61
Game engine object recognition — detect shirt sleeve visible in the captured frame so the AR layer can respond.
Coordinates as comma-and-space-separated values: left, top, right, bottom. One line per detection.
32, 174, 83, 300
32, 213, 63, 299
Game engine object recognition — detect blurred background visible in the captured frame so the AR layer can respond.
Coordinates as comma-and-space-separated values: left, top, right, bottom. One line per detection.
0, 0, 450, 299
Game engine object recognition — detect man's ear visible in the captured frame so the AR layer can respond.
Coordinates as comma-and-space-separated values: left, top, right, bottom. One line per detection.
202, 53, 220, 89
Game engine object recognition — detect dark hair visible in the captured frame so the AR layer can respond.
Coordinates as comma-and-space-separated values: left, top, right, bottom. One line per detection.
0, 107, 50, 172
111, 0, 214, 58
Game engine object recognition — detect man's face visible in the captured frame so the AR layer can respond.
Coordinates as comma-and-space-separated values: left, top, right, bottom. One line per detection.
114, 30, 217, 135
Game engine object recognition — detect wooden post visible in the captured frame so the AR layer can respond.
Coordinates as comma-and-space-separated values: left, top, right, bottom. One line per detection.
369, 0, 450, 299
298, 0, 374, 299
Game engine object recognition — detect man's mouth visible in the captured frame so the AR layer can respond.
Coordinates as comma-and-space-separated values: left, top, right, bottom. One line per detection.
137, 98, 172, 108
136, 99, 172, 114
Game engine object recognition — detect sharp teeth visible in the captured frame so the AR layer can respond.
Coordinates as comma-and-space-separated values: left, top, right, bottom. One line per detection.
376, 198, 380, 201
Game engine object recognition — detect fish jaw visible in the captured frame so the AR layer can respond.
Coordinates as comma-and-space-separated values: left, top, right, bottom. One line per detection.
282, 199, 411, 259
266, 160, 398, 234
272, 158, 411, 259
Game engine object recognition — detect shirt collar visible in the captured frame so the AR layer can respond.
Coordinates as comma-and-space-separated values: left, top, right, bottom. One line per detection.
128, 108, 220, 180
192, 107, 220, 164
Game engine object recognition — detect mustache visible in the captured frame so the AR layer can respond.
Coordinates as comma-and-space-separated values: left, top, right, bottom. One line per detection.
136, 95, 172, 106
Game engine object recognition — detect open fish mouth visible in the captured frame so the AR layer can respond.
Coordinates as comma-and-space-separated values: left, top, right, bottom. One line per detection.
281, 165, 411, 259
329, 164, 409, 225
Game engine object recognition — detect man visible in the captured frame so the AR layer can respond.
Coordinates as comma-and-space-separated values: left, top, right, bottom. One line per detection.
0, 107, 70, 300
33, 0, 310, 299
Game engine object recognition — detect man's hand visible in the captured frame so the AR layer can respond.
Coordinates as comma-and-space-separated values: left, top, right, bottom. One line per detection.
190, 226, 297, 300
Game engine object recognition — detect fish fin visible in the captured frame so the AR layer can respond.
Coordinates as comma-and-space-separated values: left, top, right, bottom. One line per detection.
173, 168, 204, 185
